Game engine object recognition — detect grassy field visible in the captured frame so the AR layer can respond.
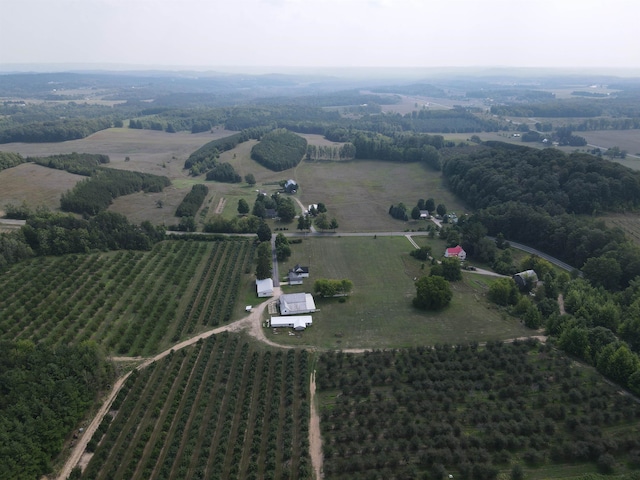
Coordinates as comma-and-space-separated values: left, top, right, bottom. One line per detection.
0, 129, 469, 231
0, 163, 85, 212
266, 236, 530, 349
0, 128, 231, 220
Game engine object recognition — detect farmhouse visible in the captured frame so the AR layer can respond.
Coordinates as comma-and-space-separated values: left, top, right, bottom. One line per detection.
512, 270, 539, 289
291, 264, 309, 278
270, 315, 313, 331
288, 271, 304, 285
284, 179, 298, 193
444, 245, 466, 260
256, 278, 274, 297
279, 293, 316, 315
419, 210, 430, 219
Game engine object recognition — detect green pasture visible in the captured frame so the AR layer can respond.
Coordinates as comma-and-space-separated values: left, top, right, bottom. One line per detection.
266, 236, 530, 349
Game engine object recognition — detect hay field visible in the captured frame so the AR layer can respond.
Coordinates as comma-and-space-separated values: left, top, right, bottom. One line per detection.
581, 129, 640, 156
293, 159, 468, 232
0, 163, 85, 212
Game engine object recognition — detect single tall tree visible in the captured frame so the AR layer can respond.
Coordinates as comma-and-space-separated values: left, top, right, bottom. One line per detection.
237, 198, 250, 215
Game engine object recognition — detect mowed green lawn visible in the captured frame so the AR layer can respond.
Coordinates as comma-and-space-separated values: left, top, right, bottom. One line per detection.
268, 236, 531, 349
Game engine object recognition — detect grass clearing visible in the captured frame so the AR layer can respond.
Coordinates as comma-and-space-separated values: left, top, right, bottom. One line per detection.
602, 212, 640, 246
0, 163, 85, 212
266, 236, 530, 349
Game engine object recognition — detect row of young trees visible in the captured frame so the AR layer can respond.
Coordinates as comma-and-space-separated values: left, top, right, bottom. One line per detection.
305, 143, 356, 161
314, 278, 353, 297
31, 152, 110, 176
175, 184, 209, 218
255, 239, 272, 281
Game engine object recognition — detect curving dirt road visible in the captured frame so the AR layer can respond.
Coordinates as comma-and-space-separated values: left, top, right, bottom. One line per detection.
57, 278, 546, 479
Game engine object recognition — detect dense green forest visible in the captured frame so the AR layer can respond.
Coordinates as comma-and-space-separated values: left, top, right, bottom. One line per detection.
0, 340, 113, 480
250, 129, 308, 171
175, 184, 209, 218
0, 208, 165, 269
442, 143, 640, 290
443, 143, 640, 214
205, 162, 242, 183
352, 131, 444, 166
23, 210, 165, 255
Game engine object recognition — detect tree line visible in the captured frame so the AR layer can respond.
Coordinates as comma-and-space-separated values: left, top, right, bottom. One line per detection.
31, 152, 110, 176
175, 184, 209, 218
60, 168, 170, 216
0, 151, 26, 172
352, 131, 442, 167
184, 126, 270, 176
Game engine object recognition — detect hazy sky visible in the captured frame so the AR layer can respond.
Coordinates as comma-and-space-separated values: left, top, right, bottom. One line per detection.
2, 0, 639, 71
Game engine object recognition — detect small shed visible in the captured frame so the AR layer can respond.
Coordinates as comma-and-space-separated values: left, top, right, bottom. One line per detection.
256, 278, 274, 297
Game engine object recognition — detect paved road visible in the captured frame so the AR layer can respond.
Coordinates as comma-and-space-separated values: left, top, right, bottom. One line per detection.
489, 237, 577, 273
167, 230, 578, 274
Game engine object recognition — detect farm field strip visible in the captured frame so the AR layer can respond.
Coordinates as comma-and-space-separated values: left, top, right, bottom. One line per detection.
80, 334, 311, 480
0, 239, 253, 355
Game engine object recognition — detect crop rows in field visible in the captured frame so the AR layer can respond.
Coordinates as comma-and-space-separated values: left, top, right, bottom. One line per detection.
0, 239, 254, 355
83, 334, 311, 480
172, 239, 255, 341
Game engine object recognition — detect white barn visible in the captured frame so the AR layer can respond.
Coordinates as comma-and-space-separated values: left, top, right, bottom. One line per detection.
270, 315, 313, 331
256, 278, 274, 297
279, 293, 316, 315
